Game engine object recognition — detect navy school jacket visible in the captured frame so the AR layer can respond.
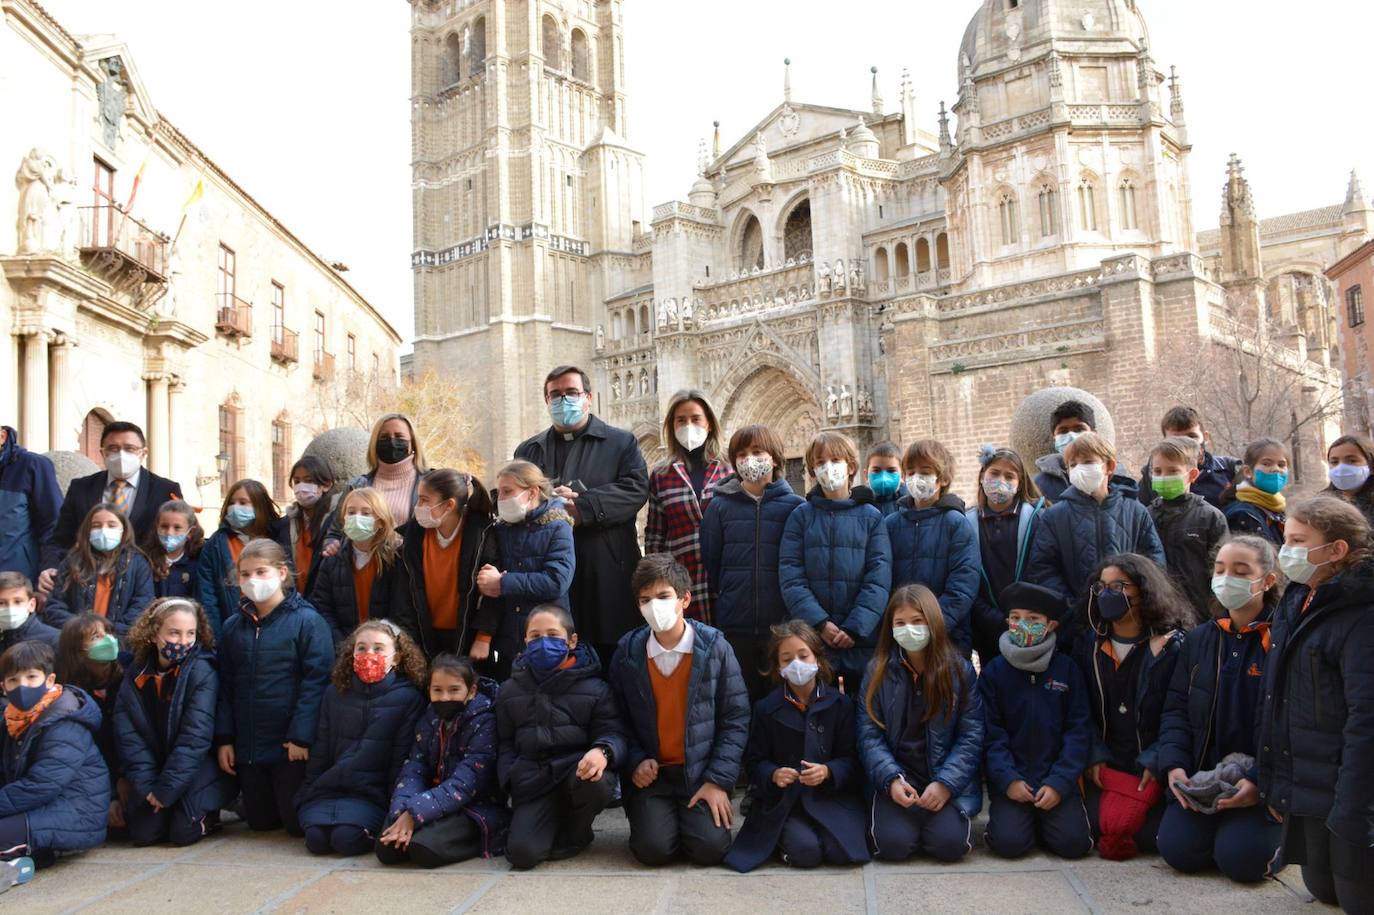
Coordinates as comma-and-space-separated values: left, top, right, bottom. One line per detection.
699, 476, 804, 635
0, 612, 60, 652
978, 649, 1092, 798
308, 540, 414, 645
154, 551, 200, 600
43, 548, 156, 637
113, 646, 232, 820
490, 498, 575, 650
885, 493, 981, 654
0, 425, 62, 580
1072, 630, 1184, 776
0, 685, 110, 852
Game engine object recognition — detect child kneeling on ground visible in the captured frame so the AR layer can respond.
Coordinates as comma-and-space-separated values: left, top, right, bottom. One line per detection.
377, 654, 508, 867
978, 582, 1094, 860
609, 554, 750, 867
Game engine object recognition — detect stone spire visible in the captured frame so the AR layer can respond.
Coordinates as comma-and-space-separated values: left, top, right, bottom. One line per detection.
712, 120, 721, 159
938, 101, 952, 154
689, 138, 717, 208
871, 66, 882, 115
900, 68, 916, 145
1343, 169, 1374, 251
1219, 154, 1263, 290
1345, 169, 1370, 212
783, 58, 792, 104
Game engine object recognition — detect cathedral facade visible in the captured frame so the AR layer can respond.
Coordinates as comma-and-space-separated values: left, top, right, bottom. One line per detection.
411, 0, 1358, 490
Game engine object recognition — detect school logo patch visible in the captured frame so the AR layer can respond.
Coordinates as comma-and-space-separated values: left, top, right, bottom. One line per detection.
1044, 678, 1070, 693
1247, 663, 1263, 678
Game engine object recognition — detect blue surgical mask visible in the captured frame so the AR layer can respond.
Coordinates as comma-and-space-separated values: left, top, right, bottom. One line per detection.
225, 505, 256, 530
159, 532, 188, 553
1252, 469, 1288, 495
89, 527, 122, 553
1329, 463, 1371, 492
1054, 431, 1082, 453
524, 636, 570, 673
868, 470, 901, 499
548, 395, 587, 428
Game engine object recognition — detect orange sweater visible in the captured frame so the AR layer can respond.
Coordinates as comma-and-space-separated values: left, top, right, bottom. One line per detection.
423, 527, 462, 631
353, 559, 377, 622
648, 654, 692, 766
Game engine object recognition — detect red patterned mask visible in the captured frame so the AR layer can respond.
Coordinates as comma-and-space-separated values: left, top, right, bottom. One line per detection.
353, 652, 391, 684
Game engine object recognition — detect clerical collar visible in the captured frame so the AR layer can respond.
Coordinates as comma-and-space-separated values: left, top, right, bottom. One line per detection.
561, 432, 575, 441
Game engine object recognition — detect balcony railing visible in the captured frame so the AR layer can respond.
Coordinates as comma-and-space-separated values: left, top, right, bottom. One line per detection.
271, 326, 299, 364
312, 350, 335, 383
215, 294, 253, 338
78, 205, 169, 281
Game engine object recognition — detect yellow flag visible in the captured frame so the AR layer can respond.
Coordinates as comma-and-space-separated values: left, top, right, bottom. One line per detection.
181, 179, 204, 212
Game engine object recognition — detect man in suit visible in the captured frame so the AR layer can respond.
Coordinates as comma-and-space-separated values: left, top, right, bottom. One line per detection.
514, 365, 648, 667
38, 421, 183, 594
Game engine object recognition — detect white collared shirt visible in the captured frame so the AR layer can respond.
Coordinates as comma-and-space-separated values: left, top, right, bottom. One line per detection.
647, 623, 694, 677
105, 467, 142, 506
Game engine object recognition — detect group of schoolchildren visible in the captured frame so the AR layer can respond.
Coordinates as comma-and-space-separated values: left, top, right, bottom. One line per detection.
1, 397, 1373, 913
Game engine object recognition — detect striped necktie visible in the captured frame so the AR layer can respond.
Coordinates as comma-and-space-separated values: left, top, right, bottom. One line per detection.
110, 479, 132, 514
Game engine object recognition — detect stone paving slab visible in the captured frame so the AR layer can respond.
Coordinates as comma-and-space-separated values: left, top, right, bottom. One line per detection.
13, 807, 1313, 914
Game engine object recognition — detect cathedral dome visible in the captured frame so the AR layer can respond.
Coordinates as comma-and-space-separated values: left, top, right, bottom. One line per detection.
959, 0, 1148, 74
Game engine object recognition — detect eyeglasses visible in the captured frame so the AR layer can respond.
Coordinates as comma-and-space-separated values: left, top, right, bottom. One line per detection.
1090, 581, 1132, 595
546, 389, 585, 402
101, 445, 142, 456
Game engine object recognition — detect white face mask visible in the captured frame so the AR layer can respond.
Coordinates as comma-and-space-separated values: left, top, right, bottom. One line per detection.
243, 575, 281, 604
892, 623, 931, 652
780, 658, 819, 687
815, 461, 850, 492
414, 503, 448, 530
675, 424, 708, 453
1068, 462, 1106, 495
105, 450, 141, 481
640, 597, 680, 633
293, 482, 322, 508
0, 602, 32, 631
498, 495, 529, 524
737, 455, 773, 483
907, 473, 940, 502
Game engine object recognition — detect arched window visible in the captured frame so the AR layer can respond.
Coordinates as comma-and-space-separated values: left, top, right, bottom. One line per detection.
627, 307, 637, 337
915, 237, 932, 273
542, 15, 562, 69
783, 199, 813, 261
466, 17, 486, 78
1078, 180, 1098, 231
1119, 178, 1138, 231
936, 233, 950, 270
1038, 185, 1058, 237
874, 246, 891, 283
442, 33, 462, 87
570, 29, 590, 81
78, 408, 111, 462
612, 311, 623, 339
894, 242, 911, 277
639, 303, 650, 334
998, 193, 1019, 247
738, 214, 764, 272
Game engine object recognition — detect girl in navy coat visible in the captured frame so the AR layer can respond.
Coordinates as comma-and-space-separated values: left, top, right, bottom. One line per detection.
885, 440, 981, 656
143, 501, 204, 600
296, 620, 427, 856
0, 641, 109, 868
979, 582, 1094, 860
43, 503, 154, 636
113, 597, 231, 846
55, 613, 125, 829
309, 488, 412, 645
377, 654, 508, 867
700, 424, 804, 704
780, 431, 892, 684
858, 584, 985, 862
1219, 438, 1289, 546
197, 480, 283, 638
1157, 535, 1282, 884
967, 447, 1045, 665
214, 539, 333, 836
476, 461, 575, 681
724, 620, 869, 872
1073, 553, 1189, 860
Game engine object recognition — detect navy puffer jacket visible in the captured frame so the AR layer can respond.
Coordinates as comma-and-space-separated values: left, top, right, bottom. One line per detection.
113, 647, 232, 821
495, 643, 625, 804
214, 592, 335, 767
1023, 486, 1165, 616
0, 425, 62, 579
856, 649, 985, 817
609, 620, 751, 792
886, 493, 981, 653
389, 678, 507, 856
0, 612, 59, 652
308, 541, 414, 645
491, 498, 575, 648
296, 670, 426, 832
779, 487, 892, 673
0, 685, 110, 852
1072, 630, 1183, 775
699, 477, 804, 635
44, 549, 156, 637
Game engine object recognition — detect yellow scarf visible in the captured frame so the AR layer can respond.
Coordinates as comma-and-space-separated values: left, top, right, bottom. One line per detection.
1235, 481, 1285, 514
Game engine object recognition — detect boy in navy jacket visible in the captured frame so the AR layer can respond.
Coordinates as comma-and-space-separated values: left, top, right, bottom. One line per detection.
608, 554, 750, 867
978, 583, 1094, 859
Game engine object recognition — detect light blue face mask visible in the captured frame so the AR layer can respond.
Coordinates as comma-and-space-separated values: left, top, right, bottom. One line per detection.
225, 505, 256, 530
89, 527, 122, 553
1054, 431, 1082, 454
548, 395, 587, 428
159, 532, 188, 553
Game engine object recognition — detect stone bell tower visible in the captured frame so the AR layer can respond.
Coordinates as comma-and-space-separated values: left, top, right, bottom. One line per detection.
408, 0, 644, 471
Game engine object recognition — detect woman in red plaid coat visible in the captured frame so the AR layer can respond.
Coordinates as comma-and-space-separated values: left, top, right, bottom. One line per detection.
644, 390, 731, 624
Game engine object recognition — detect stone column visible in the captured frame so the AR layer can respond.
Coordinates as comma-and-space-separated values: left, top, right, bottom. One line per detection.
167, 378, 184, 485
48, 333, 73, 451
144, 372, 170, 475
20, 329, 51, 452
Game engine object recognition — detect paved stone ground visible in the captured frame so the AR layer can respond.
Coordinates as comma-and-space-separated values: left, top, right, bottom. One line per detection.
17, 805, 1314, 914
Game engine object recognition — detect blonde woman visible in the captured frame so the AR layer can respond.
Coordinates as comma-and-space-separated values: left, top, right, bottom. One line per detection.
309, 488, 411, 644
322, 413, 429, 556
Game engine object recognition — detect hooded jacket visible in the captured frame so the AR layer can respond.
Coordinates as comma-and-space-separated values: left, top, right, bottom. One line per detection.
1149, 493, 1228, 623
44, 548, 156, 637
885, 493, 981, 653
0, 425, 63, 579
699, 477, 804, 635
490, 497, 575, 652
1035, 453, 1140, 503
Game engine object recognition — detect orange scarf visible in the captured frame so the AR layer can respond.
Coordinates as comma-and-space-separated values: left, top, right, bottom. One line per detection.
5, 684, 63, 739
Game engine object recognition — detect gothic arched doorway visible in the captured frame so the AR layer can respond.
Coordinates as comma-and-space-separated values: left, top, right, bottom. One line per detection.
720, 366, 823, 492
78, 408, 112, 462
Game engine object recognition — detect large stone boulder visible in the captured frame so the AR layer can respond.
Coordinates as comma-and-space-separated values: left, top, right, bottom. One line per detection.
302, 427, 371, 485
45, 450, 100, 494
1009, 387, 1116, 464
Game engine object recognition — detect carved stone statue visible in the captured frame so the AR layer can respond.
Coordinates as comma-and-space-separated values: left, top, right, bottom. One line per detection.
52, 168, 81, 261
612, 374, 622, 400
817, 261, 832, 294
15, 148, 58, 255
97, 57, 127, 148
595, 323, 605, 351
656, 300, 669, 329
839, 384, 854, 418
833, 259, 847, 290
681, 298, 695, 328
825, 384, 840, 420
849, 261, 864, 291
640, 368, 651, 396
664, 297, 678, 327
857, 386, 875, 419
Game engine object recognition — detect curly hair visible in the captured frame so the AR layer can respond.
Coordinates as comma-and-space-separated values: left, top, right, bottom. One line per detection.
125, 597, 216, 666
331, 620, 428, 692
1088, 553, 1195, 635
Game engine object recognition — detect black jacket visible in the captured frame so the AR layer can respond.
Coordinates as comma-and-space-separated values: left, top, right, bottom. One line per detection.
397, 514, 502, 658
494, 643, 625, 804
1259, 560, 1374, 847
308, 541, 414, 645
1149, 494, 1228, 624
1072, 630, 1184, 776
514, 415, 649, 646
52, 469, 184, 556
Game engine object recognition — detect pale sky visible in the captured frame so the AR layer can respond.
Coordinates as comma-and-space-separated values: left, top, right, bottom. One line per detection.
39, 0, 1374, 347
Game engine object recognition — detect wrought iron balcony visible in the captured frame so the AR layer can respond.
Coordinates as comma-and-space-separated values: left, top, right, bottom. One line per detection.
271, 326, 299, 364
215, 294, 253, 338
312, 350, 335, 383
78, 205, 169, 283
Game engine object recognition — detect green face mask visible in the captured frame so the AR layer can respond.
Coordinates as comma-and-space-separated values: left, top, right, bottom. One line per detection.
87, 634, 120, 663
1151, 474, 1189, 501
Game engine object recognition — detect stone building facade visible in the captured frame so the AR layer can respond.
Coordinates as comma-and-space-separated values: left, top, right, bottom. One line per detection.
1, 0, 402, 512
412, 0, 1355, 490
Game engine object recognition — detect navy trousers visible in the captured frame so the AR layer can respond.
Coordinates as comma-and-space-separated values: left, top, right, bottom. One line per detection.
985, 789, 1094, 860
1156, 802, 1280, 883
869, 790, 972, 862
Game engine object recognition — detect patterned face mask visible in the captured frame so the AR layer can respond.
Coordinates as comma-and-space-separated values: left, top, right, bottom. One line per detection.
1008, 619, 1050, 648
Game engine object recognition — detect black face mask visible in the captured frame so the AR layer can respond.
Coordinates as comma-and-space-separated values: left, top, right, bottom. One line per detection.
432, 699, 467, 721
376, 437, 412, 465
